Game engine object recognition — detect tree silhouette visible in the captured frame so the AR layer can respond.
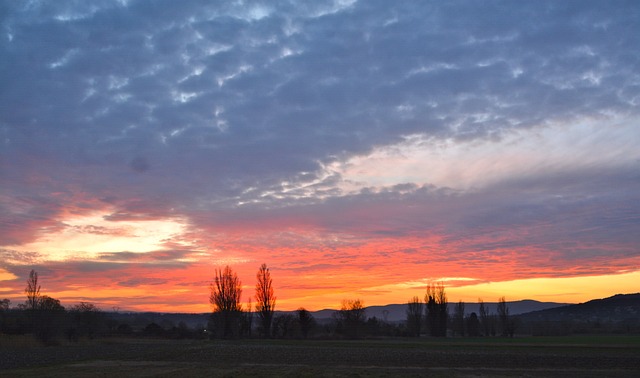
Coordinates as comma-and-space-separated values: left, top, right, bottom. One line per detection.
68, 302, 104, 340
241, 299, 253, 338
255, 263, 276, 338
209, 266, 243, 338
0, 298, 10, 334
143, 322, 165, 337
425, 282, 448, 337
33, 295, 65, 344
25, 269, 40, 311
24, 269, 44, 336
497, 296, 515, 337
466, 312, 480, 337
478, 299, 491, 336
452, 301, 465, 336
296, 307, 315, 339
336, 299, 366, 338
406, 296, 423, 337
272, 313, 296, 338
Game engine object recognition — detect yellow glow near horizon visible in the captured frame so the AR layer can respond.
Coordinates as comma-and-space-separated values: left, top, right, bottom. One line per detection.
2, 270, 638, 313
273, 270, 640, 311
446, 270, 640, 304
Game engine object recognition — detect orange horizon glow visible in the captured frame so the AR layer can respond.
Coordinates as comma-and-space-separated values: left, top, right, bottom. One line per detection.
0, 195, 637, 316
2, 206, 639, 313
2, 264, 638, 313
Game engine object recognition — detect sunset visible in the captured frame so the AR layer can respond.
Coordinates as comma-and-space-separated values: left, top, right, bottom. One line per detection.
1, 0, 639, 315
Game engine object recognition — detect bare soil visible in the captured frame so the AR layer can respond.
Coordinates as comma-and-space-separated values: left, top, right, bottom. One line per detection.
2, 336, 639, 377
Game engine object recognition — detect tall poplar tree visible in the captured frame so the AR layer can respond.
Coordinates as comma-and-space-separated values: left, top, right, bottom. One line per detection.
425, 282, 448, 337
25, 269, 41, 311
406, 296, 423, 337
255, 263, 276, 338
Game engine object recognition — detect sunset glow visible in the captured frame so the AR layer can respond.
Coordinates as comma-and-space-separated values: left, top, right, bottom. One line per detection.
1, 1, 639, 313
8, 211, 192, 261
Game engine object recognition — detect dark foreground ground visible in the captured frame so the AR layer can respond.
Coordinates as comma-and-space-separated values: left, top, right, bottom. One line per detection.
1, 335, 639, 377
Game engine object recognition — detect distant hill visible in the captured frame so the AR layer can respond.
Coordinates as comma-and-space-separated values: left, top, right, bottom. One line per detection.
518, 293, 640, 324
108, 294, 638, 331
306, 300, 568, 323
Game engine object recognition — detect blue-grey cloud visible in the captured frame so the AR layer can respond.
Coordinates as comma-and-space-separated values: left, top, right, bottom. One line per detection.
118, 277, 169, 287
1, 0, 638, 278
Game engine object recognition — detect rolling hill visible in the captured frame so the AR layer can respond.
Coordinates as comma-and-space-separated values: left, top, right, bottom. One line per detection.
109, 294, 639, 333
518, 293, 640, 323
305, 299, 569, 323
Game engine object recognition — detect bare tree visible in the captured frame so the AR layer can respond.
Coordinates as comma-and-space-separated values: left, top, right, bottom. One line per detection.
272, 313, 296, 338
25, 269, 41, 311
336, 299, 366, 338
255, 263, 276, 338
296, 307, 315, 339
209, 266, 243, 338
466, 312, 480, 337
33, 295, 65, 344
241, 298, 253, 338
478, 299, 491, 336
497, 296, 508, 336
0, 298, 10, 335
452, 301, 465, 336
68, 302, 104, 340
497, 296, 515, 337
425, 282, 448, 337
23, 269, 44, 337
406, 296, 423, 337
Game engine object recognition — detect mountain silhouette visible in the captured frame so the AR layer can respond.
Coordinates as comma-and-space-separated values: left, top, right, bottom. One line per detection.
307, 299, 569, 323
514, 293, 640, 335
518, 293, 640, 323
107, 294, 639, 331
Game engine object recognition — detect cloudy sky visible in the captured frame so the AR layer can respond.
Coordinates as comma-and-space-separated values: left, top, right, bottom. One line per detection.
1, 0, 639, 312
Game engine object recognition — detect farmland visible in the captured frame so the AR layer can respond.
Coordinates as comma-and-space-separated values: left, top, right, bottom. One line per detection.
2, 336, 639, 377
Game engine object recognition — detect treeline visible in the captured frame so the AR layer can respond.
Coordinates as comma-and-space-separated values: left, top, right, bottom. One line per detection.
2, 267, 636, 344
1, 270, 111, 344
0, 270, 209, 344
3, 266, 516, 343
405, 283, 516, 338
206, 265, 518, 339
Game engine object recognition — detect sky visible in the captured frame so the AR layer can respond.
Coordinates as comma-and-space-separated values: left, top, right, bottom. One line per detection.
1, 0, 639, 313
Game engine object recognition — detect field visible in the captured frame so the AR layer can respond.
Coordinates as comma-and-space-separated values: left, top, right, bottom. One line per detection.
2, 335, 640, 377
